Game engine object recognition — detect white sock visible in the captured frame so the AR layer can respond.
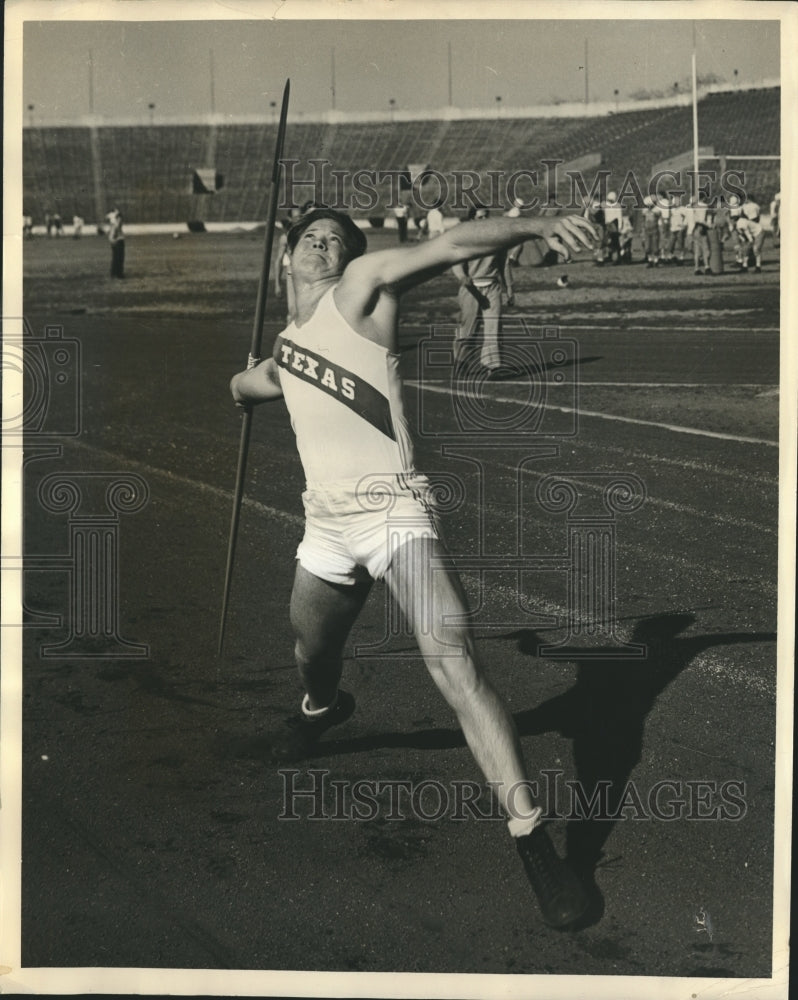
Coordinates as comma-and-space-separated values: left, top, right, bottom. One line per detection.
507, 806, 544, 839
301, 692, 338, 718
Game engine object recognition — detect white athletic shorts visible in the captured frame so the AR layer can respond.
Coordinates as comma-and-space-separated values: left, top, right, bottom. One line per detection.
296, 473, 440, 585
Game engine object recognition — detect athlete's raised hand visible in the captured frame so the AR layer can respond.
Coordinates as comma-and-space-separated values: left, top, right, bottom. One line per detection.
539, 214, 598, 257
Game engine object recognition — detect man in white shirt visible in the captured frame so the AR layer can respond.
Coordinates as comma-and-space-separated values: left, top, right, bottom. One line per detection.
736, 213, 765, 272
687, 198, 711, 274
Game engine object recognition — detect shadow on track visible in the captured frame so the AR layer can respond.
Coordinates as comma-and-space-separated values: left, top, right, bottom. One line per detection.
507, 612, 776, 926
226, 612, 775, 929
308, 612, 773, 766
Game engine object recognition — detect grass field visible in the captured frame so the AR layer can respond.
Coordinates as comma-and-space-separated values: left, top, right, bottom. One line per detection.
13, 226, 786, 987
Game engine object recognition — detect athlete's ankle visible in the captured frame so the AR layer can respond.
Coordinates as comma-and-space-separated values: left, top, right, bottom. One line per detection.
301, 691, 339, 717
507, 808, 543, 839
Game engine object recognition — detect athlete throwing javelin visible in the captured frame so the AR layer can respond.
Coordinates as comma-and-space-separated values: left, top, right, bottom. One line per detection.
230, 207, 596, 929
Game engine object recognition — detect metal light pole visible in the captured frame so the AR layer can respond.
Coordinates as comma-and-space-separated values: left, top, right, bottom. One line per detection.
584, 38, 589, 105
691, 24, 700, 189
210, 49, 216, 114
447, 41, 453, 105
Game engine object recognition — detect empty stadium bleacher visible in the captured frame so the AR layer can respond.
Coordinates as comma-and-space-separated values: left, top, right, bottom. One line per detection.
22, 87, 780, 226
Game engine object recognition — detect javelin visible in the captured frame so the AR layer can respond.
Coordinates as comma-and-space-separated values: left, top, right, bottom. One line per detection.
218, 79, 290, 656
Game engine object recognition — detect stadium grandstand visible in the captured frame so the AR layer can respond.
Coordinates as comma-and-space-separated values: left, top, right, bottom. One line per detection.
22, 83, 780, 231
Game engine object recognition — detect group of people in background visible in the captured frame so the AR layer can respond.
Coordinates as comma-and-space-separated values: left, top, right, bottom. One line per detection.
23, 207, 126, 278
23, 211, 67, 238
592, 189, 777, 275
393, 197, 447, 243
394, 187, 777, 277
26, 182, 779, 303
24, 211, 88, 238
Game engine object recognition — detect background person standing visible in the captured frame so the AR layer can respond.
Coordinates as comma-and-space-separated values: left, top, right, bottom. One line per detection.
107, 208, 125, 278
451, 205, 508, 373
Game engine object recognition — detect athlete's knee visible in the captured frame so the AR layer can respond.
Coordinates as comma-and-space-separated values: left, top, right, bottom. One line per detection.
294, 637, 336, 672
424, 646, 487, 710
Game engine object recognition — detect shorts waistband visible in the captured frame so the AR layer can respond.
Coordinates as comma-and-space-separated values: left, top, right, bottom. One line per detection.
304, 471, 423, 491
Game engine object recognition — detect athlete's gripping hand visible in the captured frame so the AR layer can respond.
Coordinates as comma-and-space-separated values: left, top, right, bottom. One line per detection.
539, 214, 597, 259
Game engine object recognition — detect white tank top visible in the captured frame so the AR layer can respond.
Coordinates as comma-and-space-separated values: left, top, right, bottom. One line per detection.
274, 286, 416, 483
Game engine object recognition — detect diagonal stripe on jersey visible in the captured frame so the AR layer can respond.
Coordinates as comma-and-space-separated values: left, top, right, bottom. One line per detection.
275, 335, 397, 441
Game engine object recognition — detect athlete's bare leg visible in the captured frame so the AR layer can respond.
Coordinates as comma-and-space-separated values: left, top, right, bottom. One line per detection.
286, 542, 587, 926
383, 536, 538, 826
289, 563, 372, 710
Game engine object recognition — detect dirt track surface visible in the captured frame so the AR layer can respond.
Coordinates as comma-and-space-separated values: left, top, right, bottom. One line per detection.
16, 232, 783, 983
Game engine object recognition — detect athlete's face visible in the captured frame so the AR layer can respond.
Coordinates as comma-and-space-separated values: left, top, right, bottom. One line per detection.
291, 219, 351, 278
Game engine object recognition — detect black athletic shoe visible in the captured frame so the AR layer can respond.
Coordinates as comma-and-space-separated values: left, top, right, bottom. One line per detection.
268, 690, 356, 763
516, 826, 590, 929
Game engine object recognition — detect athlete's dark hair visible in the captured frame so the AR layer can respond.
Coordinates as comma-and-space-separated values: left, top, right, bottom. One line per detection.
467, 203, 489, 220
286, 208, 368, 260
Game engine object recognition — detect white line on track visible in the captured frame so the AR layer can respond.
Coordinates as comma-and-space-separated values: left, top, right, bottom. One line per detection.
406, 381, 779, 447
412, 379, 777, 388
528, 382, 773, 388
564, 439, 779, 486
482, 463, 777, 537
56, 441, 775, 699
61, 439, 304, 528
401, 324, 780, 334
557, 325, 780, 333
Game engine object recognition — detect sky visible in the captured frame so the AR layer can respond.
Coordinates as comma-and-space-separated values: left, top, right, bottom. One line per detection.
18, 6, 782, 125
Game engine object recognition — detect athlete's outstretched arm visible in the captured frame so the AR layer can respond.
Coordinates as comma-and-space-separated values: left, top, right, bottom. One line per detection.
341, 214, 596, 296
230, 357, 284, 406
